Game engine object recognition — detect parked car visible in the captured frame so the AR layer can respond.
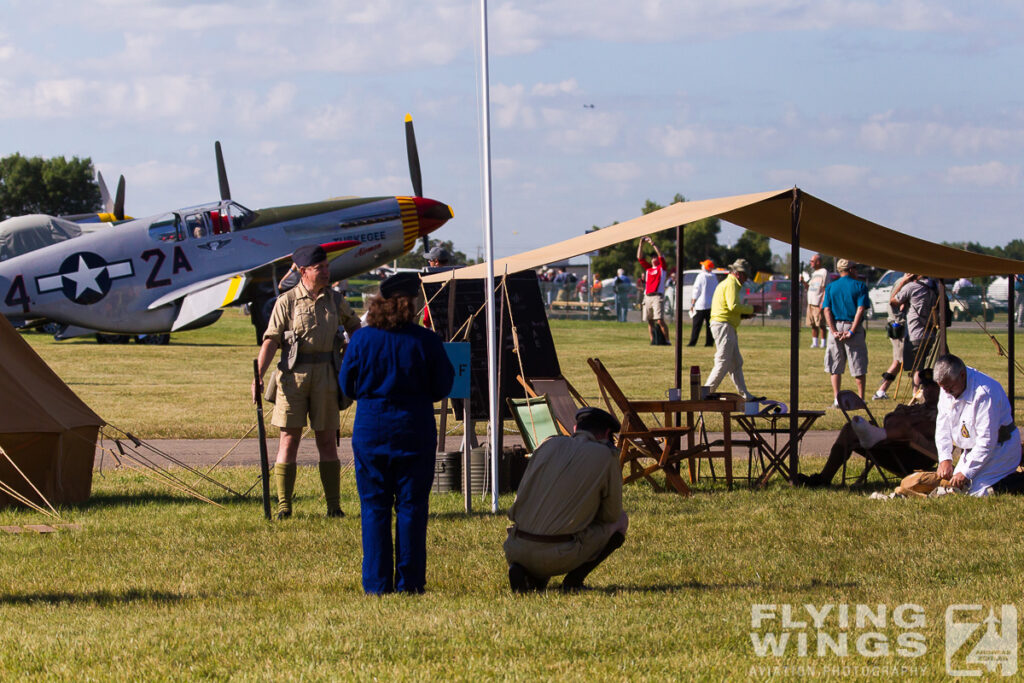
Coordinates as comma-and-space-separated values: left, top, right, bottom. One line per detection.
679, 268, 729, 318
599, 275, 637, 307
948, 285, 995, 322
741, 279, 802, 317
868, 270, 904, 318
987, 276, 1009, 311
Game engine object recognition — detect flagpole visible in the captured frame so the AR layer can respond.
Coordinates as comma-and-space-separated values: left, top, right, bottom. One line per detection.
479, 0, 499, 512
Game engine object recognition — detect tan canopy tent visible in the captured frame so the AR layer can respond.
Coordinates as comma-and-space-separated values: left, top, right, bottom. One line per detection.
424, 188, 1024, 282
424, 187, 1024, 488
0, 314, 103, 507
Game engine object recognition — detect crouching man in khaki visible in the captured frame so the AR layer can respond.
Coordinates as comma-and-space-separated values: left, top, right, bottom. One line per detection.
503, 407, 628, 593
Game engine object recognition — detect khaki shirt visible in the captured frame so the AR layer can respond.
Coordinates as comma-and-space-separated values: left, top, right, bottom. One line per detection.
264, 282, 360, 352
504, 431, 622, 576
263, 282, 361, 431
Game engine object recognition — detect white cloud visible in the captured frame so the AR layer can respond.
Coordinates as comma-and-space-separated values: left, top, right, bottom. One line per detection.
591, 161, 642, 183
542, 109, 620, 150
531, 79, 580, 97
943, 161, 1020, 187
491, 83, 537, 129
860, 112, 1024, 155
303, 105, 359, 140
119, 160, 202, 188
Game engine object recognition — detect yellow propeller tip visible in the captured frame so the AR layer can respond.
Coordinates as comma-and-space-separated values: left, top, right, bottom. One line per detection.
404, 113, 413, 122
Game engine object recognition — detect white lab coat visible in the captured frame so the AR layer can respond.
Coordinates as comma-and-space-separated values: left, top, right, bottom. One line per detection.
935, 367, 1021, 495
692, 270, 717, 311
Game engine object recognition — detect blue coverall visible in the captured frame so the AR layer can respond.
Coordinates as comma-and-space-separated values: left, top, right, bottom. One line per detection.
339, 323, 454, 594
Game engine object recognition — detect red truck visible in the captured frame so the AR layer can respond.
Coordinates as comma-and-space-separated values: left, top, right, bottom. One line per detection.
742, 279, 802, 318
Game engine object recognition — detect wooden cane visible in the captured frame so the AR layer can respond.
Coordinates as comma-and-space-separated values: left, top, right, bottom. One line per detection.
253, 359, 272, 520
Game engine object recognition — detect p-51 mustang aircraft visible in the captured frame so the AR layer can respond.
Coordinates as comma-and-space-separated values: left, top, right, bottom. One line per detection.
0, 116, 452, 343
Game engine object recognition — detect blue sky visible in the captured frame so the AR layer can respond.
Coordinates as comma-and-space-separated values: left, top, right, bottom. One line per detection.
2, 0, 1022, 262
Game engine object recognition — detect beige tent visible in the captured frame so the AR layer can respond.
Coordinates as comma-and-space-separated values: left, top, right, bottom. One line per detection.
424, 187, 1024, 485
424, 188, 1024, 282
0, 314, 103, 507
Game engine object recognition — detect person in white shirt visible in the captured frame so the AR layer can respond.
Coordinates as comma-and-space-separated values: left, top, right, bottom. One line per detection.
687, 259, 717, 347
804, 254, 829, 349
952, 277, 973, 295
934, 354, 1023, 495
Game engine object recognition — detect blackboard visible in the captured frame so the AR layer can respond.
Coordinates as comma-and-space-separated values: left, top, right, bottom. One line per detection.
424, 271, 560, 419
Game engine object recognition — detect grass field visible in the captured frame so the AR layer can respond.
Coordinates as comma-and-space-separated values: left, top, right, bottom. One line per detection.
1, 468, 1022, 680
3, 313, 1023, 679
20, 310, 1024, 437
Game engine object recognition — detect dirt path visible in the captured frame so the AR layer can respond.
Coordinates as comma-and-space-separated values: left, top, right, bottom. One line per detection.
105, 431, 840, 468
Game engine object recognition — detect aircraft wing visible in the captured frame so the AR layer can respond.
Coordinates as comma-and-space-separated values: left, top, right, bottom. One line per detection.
148, 238, 362, 331
169, 274, 249, 332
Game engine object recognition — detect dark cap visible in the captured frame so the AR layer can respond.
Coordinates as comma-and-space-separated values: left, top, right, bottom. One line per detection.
380, 271, 421, 299
292, 244, 327, 267
425, 246, 450, 263
574, 406, 621, 434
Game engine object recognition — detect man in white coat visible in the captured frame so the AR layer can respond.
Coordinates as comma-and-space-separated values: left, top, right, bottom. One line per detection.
934, 354, 1023, 495
688, 259, 717, 347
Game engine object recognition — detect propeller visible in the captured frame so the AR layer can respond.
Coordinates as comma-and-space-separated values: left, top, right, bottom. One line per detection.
215, 141, 231, 201
97, 171, 113, 214
404, 113, 430, 253
113, 175, 126, 221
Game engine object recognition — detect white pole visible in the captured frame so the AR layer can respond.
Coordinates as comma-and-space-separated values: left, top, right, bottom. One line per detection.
479, 0, 499, 513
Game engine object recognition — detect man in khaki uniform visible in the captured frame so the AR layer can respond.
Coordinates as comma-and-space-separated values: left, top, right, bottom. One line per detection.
504, 407, 628, 593
252, 244, 361, 519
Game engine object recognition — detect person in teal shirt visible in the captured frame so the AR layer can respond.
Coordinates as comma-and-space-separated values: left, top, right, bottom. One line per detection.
822, 259, 871, 404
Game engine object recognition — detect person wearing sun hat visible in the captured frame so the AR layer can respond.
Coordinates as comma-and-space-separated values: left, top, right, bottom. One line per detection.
822, 258, 871, 406
703, 258, 759, 401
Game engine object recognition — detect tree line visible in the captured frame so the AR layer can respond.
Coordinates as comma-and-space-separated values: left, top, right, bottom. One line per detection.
0, 153, 101, 221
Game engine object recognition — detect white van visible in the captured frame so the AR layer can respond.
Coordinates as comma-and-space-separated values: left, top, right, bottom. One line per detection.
868, 270, 904, 318
679, 268, 729, 318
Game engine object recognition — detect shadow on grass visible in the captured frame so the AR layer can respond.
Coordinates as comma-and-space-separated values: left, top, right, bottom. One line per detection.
431, 510, 504, 521
586, 578, 860, 595
0, 588, 191, 607
77, 491, 244, 510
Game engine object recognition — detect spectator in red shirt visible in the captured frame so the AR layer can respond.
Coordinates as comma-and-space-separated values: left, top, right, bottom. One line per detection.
636, 236, 671, 345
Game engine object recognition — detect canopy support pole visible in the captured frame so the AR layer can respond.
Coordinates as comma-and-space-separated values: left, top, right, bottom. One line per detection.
789, 188, 802, 484
478, 0, 500, 513
674, 224, 684, 396
1009, 274, 1015, 411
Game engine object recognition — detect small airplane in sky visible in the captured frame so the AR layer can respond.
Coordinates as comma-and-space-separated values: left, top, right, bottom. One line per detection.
0, 115, 452, 343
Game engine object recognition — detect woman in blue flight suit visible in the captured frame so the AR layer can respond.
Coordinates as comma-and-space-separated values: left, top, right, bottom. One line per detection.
339, 272, 455, 594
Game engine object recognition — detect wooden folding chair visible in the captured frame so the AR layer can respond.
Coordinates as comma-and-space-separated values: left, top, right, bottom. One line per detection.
516, 374, 588, 436
506, 396, 562, 453
835, 390, 905, 486
586, 357, 705, 495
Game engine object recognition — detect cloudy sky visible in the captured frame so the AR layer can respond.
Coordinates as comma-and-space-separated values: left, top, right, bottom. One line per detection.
2, 0, 1023, 261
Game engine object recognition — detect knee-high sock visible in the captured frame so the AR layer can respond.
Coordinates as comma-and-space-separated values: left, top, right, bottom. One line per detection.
319, 460, 342, 512
274, 462, 296, 515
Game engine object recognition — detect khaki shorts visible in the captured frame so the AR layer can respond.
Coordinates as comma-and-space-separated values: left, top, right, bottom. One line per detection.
824, 322, 868, 377
805, 304, 824, 330
271, 364, 340, 431
642, 294, 665, 322
890, 336, 905, 364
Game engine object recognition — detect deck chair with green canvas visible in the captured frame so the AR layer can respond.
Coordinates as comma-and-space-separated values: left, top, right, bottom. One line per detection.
507, 395, 562, 453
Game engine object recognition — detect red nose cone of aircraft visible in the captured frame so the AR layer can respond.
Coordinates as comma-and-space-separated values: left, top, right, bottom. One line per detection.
413, 196, 453, 237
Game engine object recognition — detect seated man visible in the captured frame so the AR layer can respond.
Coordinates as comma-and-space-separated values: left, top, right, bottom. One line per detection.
799, 379, 941, 487
503, 407, 629, 593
